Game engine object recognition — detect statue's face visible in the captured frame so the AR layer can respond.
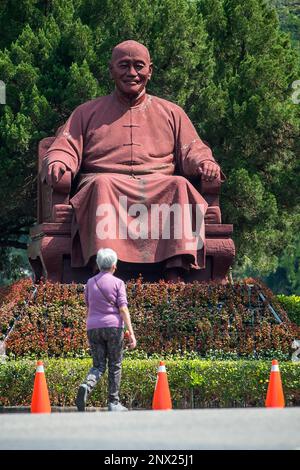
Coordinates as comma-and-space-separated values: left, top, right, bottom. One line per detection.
110, 55, 152, 98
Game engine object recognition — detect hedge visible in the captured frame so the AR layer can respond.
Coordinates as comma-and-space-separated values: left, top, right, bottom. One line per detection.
2, 279, 298, 409
277, 295, 300, 326
0, 359, 300, 408
1, 278, 299, 357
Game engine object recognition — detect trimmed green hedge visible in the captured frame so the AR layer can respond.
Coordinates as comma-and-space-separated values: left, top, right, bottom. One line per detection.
277, 295, 300, 326
1, 358, 299, 408
1, 279, 299, 357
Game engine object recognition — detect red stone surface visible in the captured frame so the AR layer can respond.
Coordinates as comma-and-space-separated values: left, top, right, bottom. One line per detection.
28, 40, 235, 283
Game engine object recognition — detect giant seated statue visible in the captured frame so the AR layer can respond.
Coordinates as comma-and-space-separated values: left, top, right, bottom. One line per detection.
28, 40, 235, 284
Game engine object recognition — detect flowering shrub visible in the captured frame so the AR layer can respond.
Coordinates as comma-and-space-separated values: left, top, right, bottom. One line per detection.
0, 358, 299, 408
0, 278, 299, 357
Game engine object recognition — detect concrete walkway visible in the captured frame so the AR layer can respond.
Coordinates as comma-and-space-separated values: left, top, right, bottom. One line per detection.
1, 408, 300, 450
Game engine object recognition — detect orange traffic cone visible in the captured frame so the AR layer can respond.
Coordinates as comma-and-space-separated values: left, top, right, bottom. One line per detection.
265, 360, 285, 408
31, 360, 51, 413
152, 361, 172, 410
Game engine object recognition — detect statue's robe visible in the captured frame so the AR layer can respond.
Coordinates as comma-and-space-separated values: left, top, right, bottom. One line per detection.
42, 92, 218, 270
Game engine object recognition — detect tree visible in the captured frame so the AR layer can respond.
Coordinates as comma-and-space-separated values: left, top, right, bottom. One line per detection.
0, 246, 32, 285
272, 0, 300, 47
263, 239, 300, 294
193, 0, 300, 275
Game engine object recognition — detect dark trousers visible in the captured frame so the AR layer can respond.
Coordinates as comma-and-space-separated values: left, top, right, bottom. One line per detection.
84, 327, 124, 404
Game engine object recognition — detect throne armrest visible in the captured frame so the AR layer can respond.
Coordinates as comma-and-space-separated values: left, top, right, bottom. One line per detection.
201, 178, 222, 224
39, 170, 72, 223
189, 176, 223, 224
51, 203, 73, 223
51, 170, 72, 194
199, 176, 221, 195
191, 175, 222, 205
37, 136, 73, 222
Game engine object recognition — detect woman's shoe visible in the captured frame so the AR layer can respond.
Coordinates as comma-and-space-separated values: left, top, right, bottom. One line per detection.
108, 402, 128, 411
75, 384, 88, 411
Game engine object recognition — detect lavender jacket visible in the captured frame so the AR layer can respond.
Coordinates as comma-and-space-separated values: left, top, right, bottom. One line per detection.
85, 272, 128, 330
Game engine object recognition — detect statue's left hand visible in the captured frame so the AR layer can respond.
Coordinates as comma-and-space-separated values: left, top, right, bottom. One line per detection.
197, 161, 220, 182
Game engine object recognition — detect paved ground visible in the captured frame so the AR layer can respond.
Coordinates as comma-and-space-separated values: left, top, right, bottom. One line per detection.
1, 408, 300, 450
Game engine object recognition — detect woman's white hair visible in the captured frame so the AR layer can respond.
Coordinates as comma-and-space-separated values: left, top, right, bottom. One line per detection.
96, 248, 118, 271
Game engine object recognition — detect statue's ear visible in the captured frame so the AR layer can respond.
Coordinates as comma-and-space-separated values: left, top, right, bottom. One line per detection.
148, 63, 153, 80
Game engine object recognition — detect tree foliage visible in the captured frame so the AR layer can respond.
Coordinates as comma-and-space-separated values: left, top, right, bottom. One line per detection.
272, 0, 300, 48
0, 0, 299, 284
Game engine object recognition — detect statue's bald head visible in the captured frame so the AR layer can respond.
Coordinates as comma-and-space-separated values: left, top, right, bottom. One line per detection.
111, 40, 151, 65
109, 40, 152, 99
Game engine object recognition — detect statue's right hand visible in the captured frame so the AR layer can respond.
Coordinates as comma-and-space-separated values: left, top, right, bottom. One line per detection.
46, 162, 67, 186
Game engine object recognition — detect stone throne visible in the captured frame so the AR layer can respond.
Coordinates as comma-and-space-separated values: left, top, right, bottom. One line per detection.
28, 136, 235, 284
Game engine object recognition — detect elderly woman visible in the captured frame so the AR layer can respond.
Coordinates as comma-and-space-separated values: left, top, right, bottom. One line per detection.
76, 248, 136, 411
